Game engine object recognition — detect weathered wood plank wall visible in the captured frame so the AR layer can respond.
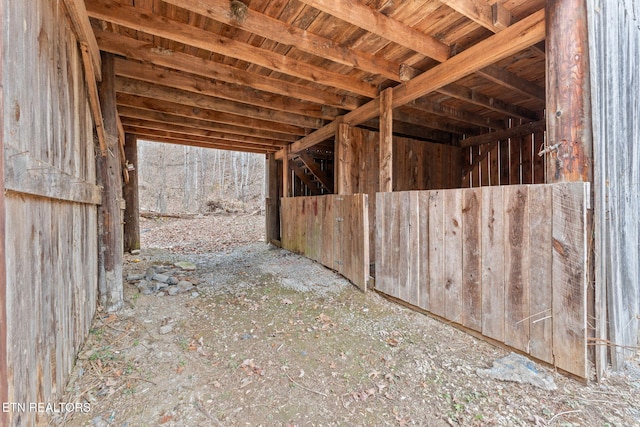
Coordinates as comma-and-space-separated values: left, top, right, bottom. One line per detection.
2, 1, 99, 424
336, 126, 461, 259
281, 195, 369, 291
375, 183, 589, 378
588, 0, 640, 371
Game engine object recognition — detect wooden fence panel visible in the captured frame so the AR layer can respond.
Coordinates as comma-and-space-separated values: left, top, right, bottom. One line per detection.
375, 183, 589, 378
281, 194, 369, 291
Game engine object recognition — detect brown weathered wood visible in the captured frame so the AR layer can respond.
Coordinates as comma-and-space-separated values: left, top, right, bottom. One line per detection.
379, 88, 393, 193
428, 190, 445, 317
478, 65, 545, 102
282, 146, 290, 198
290, 162, 321, 196
116, 77, 324, 129
444, 190, 463, 324
266, 154, 280, 243
439, 0, 511, 33
375, 192, 389, 295
86, 0, 377, 97
552, 182, 588, 377
123, 134, 140, 252
417, 192, 430, 311
481, 186, 505, 341
546, 0, 592, 183
393, 10, 545, 107
96, 30, 361, 111
460, 120, 546, 148
63, 0, 102, 80
462, 188, 482, 332
528, 185, 553, 363
503, 185, 530, 353
336, 123, 352, 195
97, 52, 124, 312
4, 144, 102, 205
80, 44, 108, 155
297, 0, 451, 62
298, 152, 333, 193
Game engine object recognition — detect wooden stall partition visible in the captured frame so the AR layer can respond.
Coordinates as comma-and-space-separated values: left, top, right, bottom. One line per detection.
375, 183, 589, 378
281, 194, 369, 291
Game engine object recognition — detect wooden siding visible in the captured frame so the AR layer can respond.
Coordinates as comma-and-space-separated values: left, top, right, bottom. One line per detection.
588, 0, 640, 372
375, 183, 589, 378
2, 1, 99, 424
281, 195, 369, 291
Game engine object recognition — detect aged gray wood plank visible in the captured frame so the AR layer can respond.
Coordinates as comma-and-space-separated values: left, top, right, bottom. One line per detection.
462, 188, 482, 332
552, 183, 588, 378
428, 190, 445, 317
444, 190, 463, 324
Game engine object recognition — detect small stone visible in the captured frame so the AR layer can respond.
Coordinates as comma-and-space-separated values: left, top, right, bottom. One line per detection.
91, 416, 108, 427
130, 249, 141, 255
126, 274, 144, 281
156, 281, 169, 290
167, 287, 179, 296
152, 273, 170, 283
159, 324, 173, 335
141, 287, 153, 296
145, 266, 157, 280
174, 261, 197, 271
135, 280, 148, 290
178, 281, 194, 292
167, 276, 179, 286
191, 292, 199, 298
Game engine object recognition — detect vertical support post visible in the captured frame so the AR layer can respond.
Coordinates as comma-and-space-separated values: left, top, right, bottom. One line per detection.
0, 0, 8, 417
379, 87, 394, 192
336, 123, 352, 195
97, 52, 123, 312
546, 0, 593, 183
265, 153, 281, 243
282, 145, 290, 198
123, 133, 140, 252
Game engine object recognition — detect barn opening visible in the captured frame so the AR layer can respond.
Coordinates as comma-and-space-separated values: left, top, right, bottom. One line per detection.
2, 0, 639, 424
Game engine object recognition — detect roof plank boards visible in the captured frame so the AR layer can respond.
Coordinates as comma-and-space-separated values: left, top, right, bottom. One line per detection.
83, 0, 547, 154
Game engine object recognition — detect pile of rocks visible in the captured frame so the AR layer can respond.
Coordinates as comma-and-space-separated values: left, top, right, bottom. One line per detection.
126, 261, 200, 297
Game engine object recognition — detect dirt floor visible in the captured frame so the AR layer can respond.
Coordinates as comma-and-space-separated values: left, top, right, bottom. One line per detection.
54, 214, 640, 426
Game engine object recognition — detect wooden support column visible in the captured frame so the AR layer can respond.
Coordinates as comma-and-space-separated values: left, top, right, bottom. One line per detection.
123, 133, 140, 252
546, 0, 592, 183
336, 122, 352, 195
265, 153, 281, 243
282, 145, 290, 198
97, 52, 124, 312
379, 88, 393, 192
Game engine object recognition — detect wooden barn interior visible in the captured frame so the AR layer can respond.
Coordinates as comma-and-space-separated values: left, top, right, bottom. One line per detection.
2, 0, 639, 424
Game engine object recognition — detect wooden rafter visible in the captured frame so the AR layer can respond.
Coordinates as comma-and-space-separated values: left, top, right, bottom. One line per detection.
121, 118, 286, 148
95, 30, 362, 110
117, 105, 299, 142
114, 59, 340, 121
86, 0, 378, 97
280, 9, 546, 158
297, 0, 451, 62
115, 77, 323, 130
62, 0, 102, 80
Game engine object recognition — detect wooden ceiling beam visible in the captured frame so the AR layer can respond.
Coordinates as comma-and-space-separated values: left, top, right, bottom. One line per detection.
407, 98, 506, 129
280, 8, 546, 158
478, 65, 545, 102
114, 58, 340, 121
459, 119, 545, 147
120, 118, 286, 148
439, 0, 511, 33
124, 127, 278, 153
115, 77, 324, 129
438, 83, 542, 121
394, 108, 480, 136
162, 0, 400, 81
95, 30, 361, 110
86, 0, 378, 97
297, 0, 451, 62
116, 93, 307, 136
117, 105, 299, 142
130, 133, 273, 154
